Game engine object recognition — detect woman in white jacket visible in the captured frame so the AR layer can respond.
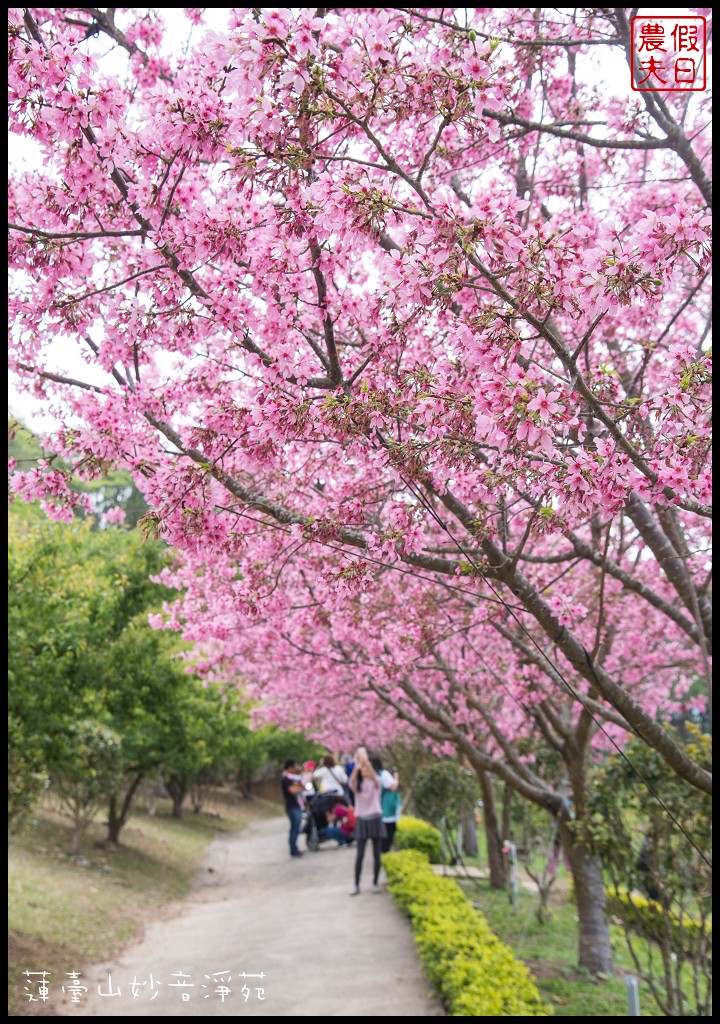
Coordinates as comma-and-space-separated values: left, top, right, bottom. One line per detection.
312, 755, 348, 795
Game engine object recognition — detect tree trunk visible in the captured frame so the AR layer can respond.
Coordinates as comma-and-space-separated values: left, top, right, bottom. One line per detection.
70, 818, 85, 855
107, 772, 144, 844
479, 768, 506, 888
165, 774, 187, 818
501, 781, 513, 841
560, 822, 613, 974
236, 766, 254, 799
462, 817, 479, 857
107, 794, 125, 844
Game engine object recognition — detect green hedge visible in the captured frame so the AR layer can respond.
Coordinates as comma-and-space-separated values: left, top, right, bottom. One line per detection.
384, 849, 551, 1017
393, 815, 443, 863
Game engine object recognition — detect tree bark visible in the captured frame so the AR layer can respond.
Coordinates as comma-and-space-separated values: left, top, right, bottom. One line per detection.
560, 821, 613, 973
165, 774, 188, 818
462, 817, 479, 857
106, 772, 144, 844
501, 781, 513, 841
479, 768, 506, 888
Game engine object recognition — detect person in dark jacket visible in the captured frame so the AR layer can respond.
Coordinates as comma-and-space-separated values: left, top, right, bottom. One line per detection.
281, 759, 305, 858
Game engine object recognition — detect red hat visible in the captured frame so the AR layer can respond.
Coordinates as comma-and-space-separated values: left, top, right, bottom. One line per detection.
304, 760, 316, 771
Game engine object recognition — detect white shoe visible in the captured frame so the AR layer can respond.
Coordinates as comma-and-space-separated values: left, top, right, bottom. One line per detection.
350, 885, 360, 896
372, 883, 381, 893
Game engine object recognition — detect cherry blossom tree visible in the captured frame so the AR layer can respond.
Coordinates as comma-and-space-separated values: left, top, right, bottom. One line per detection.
149, 523, 702, 971
9, 2, 711, 813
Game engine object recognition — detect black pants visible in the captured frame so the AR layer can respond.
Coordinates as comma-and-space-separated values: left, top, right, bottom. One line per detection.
381, 821, 397, 853
354, 836, 382, 886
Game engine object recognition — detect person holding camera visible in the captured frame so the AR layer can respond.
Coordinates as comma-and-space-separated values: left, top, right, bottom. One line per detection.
348, 747, 387, 895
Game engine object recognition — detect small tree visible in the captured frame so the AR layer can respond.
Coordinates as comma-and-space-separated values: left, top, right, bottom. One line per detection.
584, 726, 712, 1016
8, 499, 176, 846
50, 720, 123, 854
410, 760, 480, 865
509, 798, 564, 924
159, 683, 245, 818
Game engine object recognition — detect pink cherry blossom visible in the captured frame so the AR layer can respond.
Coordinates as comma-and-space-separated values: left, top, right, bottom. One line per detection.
527, 388, 562, 423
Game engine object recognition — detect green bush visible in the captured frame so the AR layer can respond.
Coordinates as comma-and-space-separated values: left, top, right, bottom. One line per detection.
384, 849, 551, 1017
393, 814, 443, 863
606, 891, 711, 958
8, 713, 47, 835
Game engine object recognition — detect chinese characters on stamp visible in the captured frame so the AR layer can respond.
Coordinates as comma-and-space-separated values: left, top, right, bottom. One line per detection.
631, 16, 707, 92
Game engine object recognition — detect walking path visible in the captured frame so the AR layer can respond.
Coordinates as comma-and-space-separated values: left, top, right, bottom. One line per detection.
53, 813, 446, 1017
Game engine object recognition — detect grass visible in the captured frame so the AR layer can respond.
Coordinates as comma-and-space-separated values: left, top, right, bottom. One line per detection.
454, 870, 664, 1016
8, 793, 280, 1017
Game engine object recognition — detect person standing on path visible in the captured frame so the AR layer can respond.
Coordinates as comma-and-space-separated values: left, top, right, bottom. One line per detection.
281, 759, 305, 858
312, 754, 348, 796
380, 764, 402, 852
348, 748, 387, 895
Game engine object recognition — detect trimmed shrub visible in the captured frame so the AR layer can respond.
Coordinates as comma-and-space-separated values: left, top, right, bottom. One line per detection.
393, 814, 443, 863
384, 849, 551, 1017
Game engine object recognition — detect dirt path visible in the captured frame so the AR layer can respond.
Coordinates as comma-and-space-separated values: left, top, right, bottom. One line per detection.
53, 813, 446, 1017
